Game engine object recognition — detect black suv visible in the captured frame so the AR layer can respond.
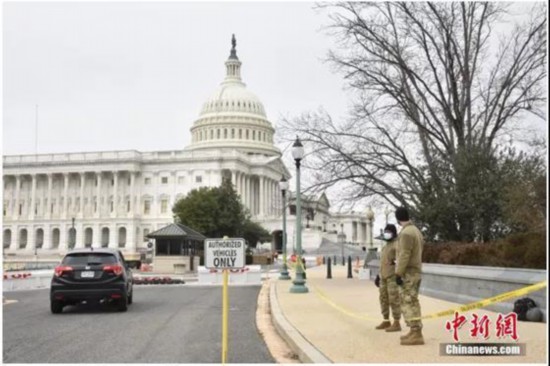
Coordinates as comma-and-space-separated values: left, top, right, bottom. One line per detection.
50, 248, 133, 313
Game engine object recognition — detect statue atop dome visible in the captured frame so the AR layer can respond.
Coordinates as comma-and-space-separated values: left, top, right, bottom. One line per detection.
229, 34, 238, 60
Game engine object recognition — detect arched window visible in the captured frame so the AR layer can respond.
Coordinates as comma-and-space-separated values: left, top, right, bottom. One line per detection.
19, 229, 28, 249
118, 227, 126, 248
36, 228, 44, 249
101, 227, 109, 248
52, 228, 60, 248
3, 229, 11, 249
85, 228, 93, 248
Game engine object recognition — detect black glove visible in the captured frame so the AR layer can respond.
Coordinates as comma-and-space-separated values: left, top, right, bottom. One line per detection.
374, 275, 380, 288
396, 275, 403, 286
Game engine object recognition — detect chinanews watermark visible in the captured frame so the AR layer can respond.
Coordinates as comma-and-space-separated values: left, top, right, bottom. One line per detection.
440, 311, 527, 356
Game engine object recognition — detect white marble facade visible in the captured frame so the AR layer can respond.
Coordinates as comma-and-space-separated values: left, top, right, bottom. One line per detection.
2, 37, 290, 260
2, 150, 288, 259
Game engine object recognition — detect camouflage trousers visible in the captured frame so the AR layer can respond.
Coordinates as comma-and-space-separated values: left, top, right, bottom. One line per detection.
398, 272, 423, 329
379, 275, 401, 320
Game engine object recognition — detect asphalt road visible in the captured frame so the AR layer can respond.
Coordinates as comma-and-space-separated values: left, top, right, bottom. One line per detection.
3, 285, 274, 363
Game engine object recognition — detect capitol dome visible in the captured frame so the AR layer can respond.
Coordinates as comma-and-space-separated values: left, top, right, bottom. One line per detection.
186, 35, 281, 156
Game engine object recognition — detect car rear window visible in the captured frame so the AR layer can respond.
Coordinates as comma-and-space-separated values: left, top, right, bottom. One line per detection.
62, 253, 117, 265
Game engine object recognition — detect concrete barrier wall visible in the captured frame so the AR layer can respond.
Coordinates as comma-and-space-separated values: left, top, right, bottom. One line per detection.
367, 260, 547, 322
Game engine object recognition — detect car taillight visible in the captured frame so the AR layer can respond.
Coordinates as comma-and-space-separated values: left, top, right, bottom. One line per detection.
103, 264, 123, 276
54, 265, 74, 277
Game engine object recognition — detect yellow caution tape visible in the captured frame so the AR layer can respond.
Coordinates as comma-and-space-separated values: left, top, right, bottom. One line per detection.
289, 261, 547, 322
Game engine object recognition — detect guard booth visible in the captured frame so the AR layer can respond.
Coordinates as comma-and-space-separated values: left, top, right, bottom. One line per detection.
146, 223, 206, 274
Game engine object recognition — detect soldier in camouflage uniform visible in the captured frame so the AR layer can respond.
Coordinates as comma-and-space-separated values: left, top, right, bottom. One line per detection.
394, 206, 425, 346
374, 224, 401, 332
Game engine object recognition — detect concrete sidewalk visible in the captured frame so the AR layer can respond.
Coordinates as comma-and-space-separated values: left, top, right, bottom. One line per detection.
270, 265, 547, 363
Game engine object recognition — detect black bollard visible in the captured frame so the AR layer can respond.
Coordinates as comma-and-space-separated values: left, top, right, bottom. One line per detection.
342, 256, 345, 266
327, 257, 332, 279
302, 258, 307, 280
334, 255, 337, 265
322, 256, 326, 265
347, 255, 353, 279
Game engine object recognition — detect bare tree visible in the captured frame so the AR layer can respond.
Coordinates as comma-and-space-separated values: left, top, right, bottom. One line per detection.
279, 2, 547, 241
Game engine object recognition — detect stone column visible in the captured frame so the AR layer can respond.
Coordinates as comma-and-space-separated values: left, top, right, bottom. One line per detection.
79, 172, 85, 218
59, 224, 68, 251
259, 176, 264, 217
10, 225, 19, 251
30, 174, 37, 220
95, 172, 102, 218
127, 223, 136, 252
130, 171, 136, 217
62, 173, 69, 219
109, 224, 117, 249
94, 224, 101, 247
27, 226, 36, 253
43, 225, 52, 250
244, 175, 249, 210
75, 222, 84, 248
46, 174, 53, 220
14, 175, 21, 219
112, 171, 118, 217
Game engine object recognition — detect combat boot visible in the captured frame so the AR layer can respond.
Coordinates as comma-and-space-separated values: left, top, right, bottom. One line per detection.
400, 328, 414, 340
400, 328, 424, 345
385, 320, 401, 332
375, 320, 391, 330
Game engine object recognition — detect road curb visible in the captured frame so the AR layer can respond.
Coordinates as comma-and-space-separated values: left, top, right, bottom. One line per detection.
269, 280, 332, 364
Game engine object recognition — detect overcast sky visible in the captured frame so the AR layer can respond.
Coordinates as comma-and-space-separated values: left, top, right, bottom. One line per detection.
2, 1, 546, 223
3, 1, 350, 155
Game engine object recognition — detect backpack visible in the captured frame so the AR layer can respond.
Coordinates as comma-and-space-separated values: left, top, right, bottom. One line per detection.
513, 297, 537, 321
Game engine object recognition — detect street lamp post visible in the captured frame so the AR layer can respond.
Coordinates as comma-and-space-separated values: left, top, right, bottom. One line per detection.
279, 177, 291, 280
290, 136, 308, 293
340, 222, 345, 259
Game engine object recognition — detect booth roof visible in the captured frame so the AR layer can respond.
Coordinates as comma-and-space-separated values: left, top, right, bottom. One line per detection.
146, 223, 206, 241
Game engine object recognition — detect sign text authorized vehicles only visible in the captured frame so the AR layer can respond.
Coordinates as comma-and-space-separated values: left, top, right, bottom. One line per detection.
204, 238, 245, 269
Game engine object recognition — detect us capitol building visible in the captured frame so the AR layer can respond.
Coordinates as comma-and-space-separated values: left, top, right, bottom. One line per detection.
3, 37, 375, 261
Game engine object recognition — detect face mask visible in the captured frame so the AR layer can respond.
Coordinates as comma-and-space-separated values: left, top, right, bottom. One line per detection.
383, 232, 393, 240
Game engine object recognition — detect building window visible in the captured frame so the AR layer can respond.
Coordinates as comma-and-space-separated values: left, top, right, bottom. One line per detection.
178, 176, 185, 184
246, 130, 249, 139
231, 129, 235, 138
128, 178, 131, 185
143, 229, 150, 241
239, 129, 242, 139
253, 130, 256, 140
195, 176, 202, 183
19, 203, 23, 216
144, 200, 151, 215
127, 200, 131, 212
224, 129, 227, 139
161, 177, 168, 184
144, 177, 151, 185
111, 179, 114, 186
3, 202, 7, 216
161, 199, 168, 214
217, 129, 220, 139
110, 200, 114, 212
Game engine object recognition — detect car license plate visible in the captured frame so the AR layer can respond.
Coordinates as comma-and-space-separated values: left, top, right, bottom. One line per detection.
81, 271, 95, 278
